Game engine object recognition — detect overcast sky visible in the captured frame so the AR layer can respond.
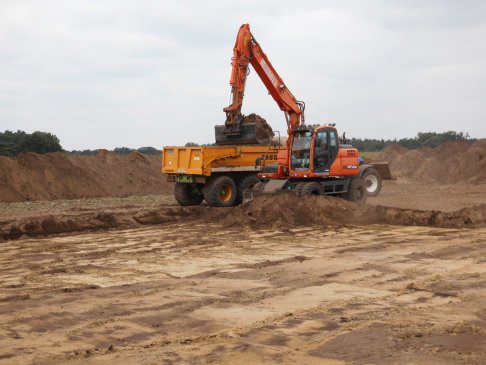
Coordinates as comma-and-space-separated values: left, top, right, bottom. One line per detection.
1, 0, 485, 150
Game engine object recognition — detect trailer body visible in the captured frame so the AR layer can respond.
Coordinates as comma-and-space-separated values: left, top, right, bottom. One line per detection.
162, 145, 278, 206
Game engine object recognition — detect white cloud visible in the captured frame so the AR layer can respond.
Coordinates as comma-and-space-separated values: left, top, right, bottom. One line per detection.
0, 0, 485, 149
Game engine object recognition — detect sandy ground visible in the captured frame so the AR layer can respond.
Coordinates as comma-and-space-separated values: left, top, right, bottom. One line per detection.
1, 182, 486, 364
368, 181, 486, 212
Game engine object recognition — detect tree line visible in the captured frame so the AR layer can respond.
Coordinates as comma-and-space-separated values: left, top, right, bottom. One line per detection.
0, 130, 62, 156
0, 130, 161, 157
0, 129, 477, 157
186, 131, 476, 151
347, 131, 475, 152
70, 146, 160, 156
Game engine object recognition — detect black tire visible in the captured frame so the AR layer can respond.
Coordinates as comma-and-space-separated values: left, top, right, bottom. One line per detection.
362, 168, 382, 197
174, 182, 204, 206
345, 177, 367, 203
236, 175, 261, 203
294, 182, 306, 196
299, 182, 324, 196
204, 175, 238, 207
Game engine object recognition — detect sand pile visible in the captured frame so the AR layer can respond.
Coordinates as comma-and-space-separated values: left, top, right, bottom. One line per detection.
0, 151, 171, 203
374, 139, 486, 184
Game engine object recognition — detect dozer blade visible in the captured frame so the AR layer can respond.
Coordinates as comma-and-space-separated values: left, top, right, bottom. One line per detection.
215, 123, 258, 145
243, 179, 291, 203
371, 162, 394, 180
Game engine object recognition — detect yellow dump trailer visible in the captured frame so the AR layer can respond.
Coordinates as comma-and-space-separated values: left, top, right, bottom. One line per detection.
162, 145, 278, 207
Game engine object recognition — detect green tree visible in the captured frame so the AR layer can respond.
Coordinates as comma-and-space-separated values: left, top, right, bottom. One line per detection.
21, 132, 62, 154
113, 147, 134, 155
137, 146, 160, 155
348, 131, 475, 152
0, 130, 62, 156
70, 149, 99, 156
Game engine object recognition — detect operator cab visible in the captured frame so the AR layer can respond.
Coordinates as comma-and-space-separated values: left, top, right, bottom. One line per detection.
289, 126, 339, 176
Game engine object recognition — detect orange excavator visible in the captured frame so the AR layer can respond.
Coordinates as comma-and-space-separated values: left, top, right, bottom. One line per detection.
215, 24, 370, 202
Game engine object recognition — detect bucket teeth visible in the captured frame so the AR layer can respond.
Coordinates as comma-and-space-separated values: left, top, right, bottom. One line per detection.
243, 179, 291, 203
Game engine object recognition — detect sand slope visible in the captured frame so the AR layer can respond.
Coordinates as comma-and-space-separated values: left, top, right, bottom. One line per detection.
0, 150, 170, 202
375, 139, 486, 183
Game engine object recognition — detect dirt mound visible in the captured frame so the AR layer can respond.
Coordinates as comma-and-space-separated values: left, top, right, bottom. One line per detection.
374, 139, 486, 184
2, 194, 485, 240
216, 194, 359, 229
377, 144, 408, 162
210, 194, 486, 230
243, 113, 275, 145
0, 212, 123, 240
0, 151, 171, 203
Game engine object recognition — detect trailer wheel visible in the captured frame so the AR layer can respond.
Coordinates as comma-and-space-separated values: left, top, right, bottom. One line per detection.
236, 175, 260, 203
299, 182, 324, 196
204, 176, 237, 207
362, 167, 382, 197
174, 182, 204, 206
345, 178, 367, 204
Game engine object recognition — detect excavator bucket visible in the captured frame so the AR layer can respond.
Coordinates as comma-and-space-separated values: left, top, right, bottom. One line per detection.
215, 114, 275, 145
242, 179, 291, 203
214, 123, 258, 145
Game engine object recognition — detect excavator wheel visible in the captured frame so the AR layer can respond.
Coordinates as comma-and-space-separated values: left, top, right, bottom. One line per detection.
345, 177, 367, 204
362, 167, 382, 197
236, 175, 260, 203
174, 182, 204, 206
299, 182, 324, 196
204, 175, 238, 207
294, 182, 307, 196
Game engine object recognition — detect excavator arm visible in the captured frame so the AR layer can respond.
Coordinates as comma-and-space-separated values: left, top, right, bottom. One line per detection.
217, 24, 304, 144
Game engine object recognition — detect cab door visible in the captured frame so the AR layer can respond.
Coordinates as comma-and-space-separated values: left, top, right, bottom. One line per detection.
313, 128, 339, 173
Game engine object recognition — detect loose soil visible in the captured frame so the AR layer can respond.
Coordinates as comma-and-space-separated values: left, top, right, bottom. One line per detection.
242, 113, 275, 145
1, 140, 486, 364
1, 220, 485, 364
2, 190, 486, 241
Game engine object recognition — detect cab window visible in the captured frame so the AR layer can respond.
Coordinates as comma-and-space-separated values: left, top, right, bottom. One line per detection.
291, 131, 312, 170
329, 129, 338, 158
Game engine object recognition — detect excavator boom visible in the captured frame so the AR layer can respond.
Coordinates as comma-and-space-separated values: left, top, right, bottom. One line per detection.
215, 24, 304, 145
